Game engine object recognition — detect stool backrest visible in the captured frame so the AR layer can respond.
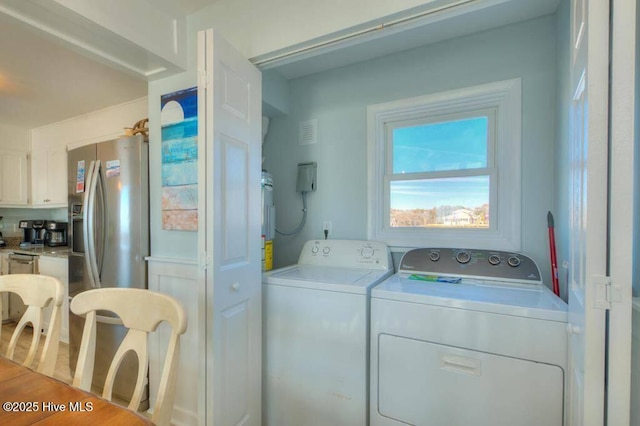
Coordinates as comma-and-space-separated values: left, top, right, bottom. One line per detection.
0, 274, 64, 376
70, 288, 187, 426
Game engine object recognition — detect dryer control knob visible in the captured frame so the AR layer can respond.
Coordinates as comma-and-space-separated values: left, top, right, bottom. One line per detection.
455, 251, 471, 264
311, 246, 319, 254
361, 247, 375, 258
488, 254, 501, 265
507, 256, 521, 267
322, 247, 331, 255
429, 251, 440, 262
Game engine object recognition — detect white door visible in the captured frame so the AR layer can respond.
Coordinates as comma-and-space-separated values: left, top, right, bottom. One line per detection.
198, 29, 262, 426
567, 0, 609, 425
607, 0, 636, 423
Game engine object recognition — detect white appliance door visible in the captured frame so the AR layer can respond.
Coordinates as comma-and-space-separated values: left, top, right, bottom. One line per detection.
198, 29, 262, 426
607, 0, 636, 423
567, 1, 609, 425
377, 334, 564, 426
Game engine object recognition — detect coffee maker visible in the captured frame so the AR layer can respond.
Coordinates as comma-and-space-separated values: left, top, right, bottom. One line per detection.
19, 220, 46, 248
44, 221, 68, 247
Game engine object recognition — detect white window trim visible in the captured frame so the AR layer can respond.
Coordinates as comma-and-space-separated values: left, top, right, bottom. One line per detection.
367, 78, 522, 251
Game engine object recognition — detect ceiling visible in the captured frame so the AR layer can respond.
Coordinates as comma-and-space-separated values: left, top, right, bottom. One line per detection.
0, 11, 147, 129
0, 0, 219, 130
262, 0, 562, 80
0, 0, 561, 130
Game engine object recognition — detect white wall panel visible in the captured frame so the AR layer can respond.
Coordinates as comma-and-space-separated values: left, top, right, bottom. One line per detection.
147, 257, 201, 426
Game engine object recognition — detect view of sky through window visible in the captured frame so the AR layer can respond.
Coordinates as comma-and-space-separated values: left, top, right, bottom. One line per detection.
390, 117, 490, 228
392, 117, 488, 173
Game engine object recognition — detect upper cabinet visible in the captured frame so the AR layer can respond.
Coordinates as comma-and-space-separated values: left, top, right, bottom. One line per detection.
0, 151, 28, 206
31, 147, 67, 208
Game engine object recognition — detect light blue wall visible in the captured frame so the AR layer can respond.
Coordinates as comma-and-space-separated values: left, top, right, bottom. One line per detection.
634, 0, 640, 298
263, 15, 559, 286
554, 0, 571, 300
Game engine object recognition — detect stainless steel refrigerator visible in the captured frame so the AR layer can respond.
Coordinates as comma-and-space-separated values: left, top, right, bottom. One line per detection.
67, 134, 149, 407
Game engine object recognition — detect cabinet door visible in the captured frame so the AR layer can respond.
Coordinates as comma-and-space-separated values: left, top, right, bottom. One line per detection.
31, 152, 48, 205
47, 148, 67, 205
0, 152, 28, 205
31, 148, 67, 207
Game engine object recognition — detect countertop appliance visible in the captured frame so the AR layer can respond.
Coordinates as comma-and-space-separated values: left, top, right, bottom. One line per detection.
43, 221, 68, 247
263, 239, 393, 426
19, 220, 46, 248
369, 248, 568, 426
67, 134, 149, 409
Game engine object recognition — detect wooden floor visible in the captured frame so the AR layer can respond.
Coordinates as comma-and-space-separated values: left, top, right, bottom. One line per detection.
0, 323, 155, 424
1, 321, 151, 419
0, 321, 73, 384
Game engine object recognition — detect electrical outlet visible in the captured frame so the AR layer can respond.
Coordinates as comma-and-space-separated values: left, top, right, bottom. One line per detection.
323, 221, 332, 237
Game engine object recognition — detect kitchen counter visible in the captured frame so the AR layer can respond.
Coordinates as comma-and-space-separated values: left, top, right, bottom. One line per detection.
0, 245, 69, 258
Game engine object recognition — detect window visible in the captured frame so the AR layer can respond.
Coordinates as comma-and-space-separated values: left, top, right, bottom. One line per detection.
367, 79, 521, 250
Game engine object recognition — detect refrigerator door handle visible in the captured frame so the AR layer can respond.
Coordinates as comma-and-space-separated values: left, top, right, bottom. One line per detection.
86, 160, 101, 288
82, 161, 96, 289
95, 161, 107, 278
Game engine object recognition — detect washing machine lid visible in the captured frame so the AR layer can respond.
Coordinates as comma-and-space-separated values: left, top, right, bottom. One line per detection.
264, 265, 393, 294
372, 273, 567, 322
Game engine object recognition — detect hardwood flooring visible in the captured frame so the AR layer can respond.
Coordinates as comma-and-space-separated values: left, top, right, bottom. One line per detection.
0, 321, 72, 384
1, 321, 150, 418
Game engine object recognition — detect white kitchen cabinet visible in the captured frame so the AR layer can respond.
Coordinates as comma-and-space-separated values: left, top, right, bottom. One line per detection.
31, 147, 67, 207
39, 256, 69, 343
0, 151, 28, 206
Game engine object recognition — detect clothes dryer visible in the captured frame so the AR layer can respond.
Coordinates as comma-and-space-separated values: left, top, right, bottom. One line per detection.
370, 248, 568, 426
263, 239, 392, 426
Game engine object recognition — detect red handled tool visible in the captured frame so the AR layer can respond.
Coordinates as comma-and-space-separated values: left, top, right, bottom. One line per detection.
547, 211, 560, 297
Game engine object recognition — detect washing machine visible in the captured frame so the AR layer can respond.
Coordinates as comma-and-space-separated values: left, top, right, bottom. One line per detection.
370, 248, 568, 426
263, 239, 393, 426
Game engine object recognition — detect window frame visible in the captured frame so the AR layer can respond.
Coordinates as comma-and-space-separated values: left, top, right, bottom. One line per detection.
367, 78, 522, 251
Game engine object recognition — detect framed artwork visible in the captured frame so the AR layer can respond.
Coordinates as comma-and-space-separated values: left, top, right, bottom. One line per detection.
160, 87, 198, 231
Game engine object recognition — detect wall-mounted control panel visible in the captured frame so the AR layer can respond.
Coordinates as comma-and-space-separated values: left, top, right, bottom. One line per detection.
296, 162, 317, 193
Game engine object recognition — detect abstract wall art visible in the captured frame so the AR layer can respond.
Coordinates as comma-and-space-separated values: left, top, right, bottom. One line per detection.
160, 87, 198, 231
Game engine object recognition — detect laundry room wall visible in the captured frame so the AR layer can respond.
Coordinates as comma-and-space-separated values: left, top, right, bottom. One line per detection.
553, 0, 571, 301
263, 14, 559, 284
634, 0, 640, 299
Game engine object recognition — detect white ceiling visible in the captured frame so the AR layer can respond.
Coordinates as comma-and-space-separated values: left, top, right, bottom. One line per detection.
0, 11, 148, 129
264, 0, 562, 80
0, 0, 560, 129
0, 0, 220, 130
